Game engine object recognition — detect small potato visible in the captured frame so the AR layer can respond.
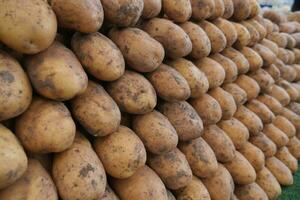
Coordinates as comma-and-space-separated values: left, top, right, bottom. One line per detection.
246, 99, 275, 124
218, 118, 250, 150
147, 64, 191, 102
249, 132, 277, 158
142, 18, 192, 58
142, 0, 161, 18
162, 0, 192, 22
234, 105, 263, 136
202, 125, 236, 163
256, 167, 281, 200
263, 124, 289, 148
148, 148, 193, 190
241, 21, 260, 46
189, 94, 222, 125
249, 68, 274, 92
132, 110, 178, 154
265, 85, 290, 106
107, 70, 157, 114
179, 137, 218, 178
253, 43, 276, 66
223, 0, 234, 19
94, 126, 146, 179
234, 75, 260, 101
267, 32, 288, 48
71, 81, 121, 137
167, 58, 209, 98
222, 83, 247, 107
235, 183, 268, 200
212, 18, 237, 48
266, 157, 293, 186
194, 57, 225, 88
180, 22, 211, 59
287, 136, 300, 159
248, 19, 267, 41
240, 47, 263, 72
100, 185, 120, 200
190, 0, 215, 20
198, 20, 227, 53
232, 23, 251, 49
239, 142, 265, 172
276, 147, 298, 173
15, 97, 76, 153
264, 64, 281, 81
260, 39, 279, 56
280, 108, 300, 132
209, 0, 225, 19
111, 166, 168, 200
222, 47, 250, 74
276, 79, 300, 101
159, 101, 203, 141
273, 115, 296, 138
231, 0, 251, 21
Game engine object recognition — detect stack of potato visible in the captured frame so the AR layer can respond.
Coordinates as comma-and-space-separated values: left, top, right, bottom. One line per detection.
1, 0, 300, 199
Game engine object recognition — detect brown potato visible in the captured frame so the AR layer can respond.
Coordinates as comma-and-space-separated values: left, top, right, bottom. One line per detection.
235, 183, 268, 200
277, 79, 300, 101
142, 0, 161, 18
162, 0, 191, 22
265, 85, 290, 106
100, 185, 120, 200
222, 83, 247, 107
223, 0, 234, 19
232, 23, 251, 49
279, 22, 297, 33
292, 32, 300, 47
274, 59, 297, 81
288, 102, 300, 115
263, 18, 275, 35
248, 19, 267, 41
239, 142, 265, 172
256, 167, 281, 200
283, 33, 297, 49
159, 101, 203, 141
253, 43, 276, 66
263, 10, 287, 24
246, 99, 275, 124
222, 47, 250, 74
27, 152, 53, 173
249, 68, 274, 92
241, 21, 260, 46
240, 47, 263, 72
249, 132, 277, 158
273, 115, 296, 138
213, 18, 237, 47
267, 32, 288, 48
276, 147, 298, 173
190, 0, 215, 20
264, 64, 281, 81
280, 108, 300, 132
231, 0, 251, 21
209, 0, 225, 19
293, 48, 300, 62
277, 48, 289, 64
287, 136, 300, 159
94, 126, 146, 179
260, 39, 279, 56
263, 124, 289, 148
234, 75, 260, 101
266, 157, 293, 186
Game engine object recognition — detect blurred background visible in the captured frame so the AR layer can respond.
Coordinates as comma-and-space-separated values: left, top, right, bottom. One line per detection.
260, 0, 296, 12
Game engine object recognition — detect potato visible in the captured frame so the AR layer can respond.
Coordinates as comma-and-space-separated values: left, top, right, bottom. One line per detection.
222, 83, 247, 106
292, 32, 300, 47
273, 115, 296, 138
147, 64, 190, 102
256, 167, 281, 200
276, 147, 298, 173
194, 57, 225, 88
180, 22, 211, 59
241, 21, 260, 46
190, 0, 215, 20
293, 48, 300, 62
189, 94, 222, 125
267, 32, 288, 48
239, 142, 265, 171
223, 0, 234, 19
210, 53, 238, 83
288, 102, 300, 115
283, 33, 297, 49
143, 18, 192, 58
277, 48, 289, 64
253, 43, 276, 66
218, 118, 250, 150
277, 79, 299, 101
249, 132, 277, 158
235, 183, 268, 200
0, 0, 57, 54
179, 137, 218, 178
176, 176, 211, 200
246, 99, 275, 124
0, 159, 57, 200
279, 22, 297, 33
202, 164, 234, 200
263, 124, 289, 148
263, 18, 275, 35
231, 0, 251, 21
111, 166, 168, 200
265, 85, 290, 106
142, 0, 161, 18
222, 47, 250, 74
100, 185, 120, 200
248, 19, 267, 41
0, 51, 32, 121
274, 59, 297, 81
167, 190, 176, 200
292, 64, 300, 81
209, 87, 237, 120
248, 0, 260, 18
167, 58, 209, 98
118, 112, 131, 126
94, 126, 146, 179
232, 23, 251, 49
263, 10, 287, 24
234, 106, 263, 136
260, 39, 279, 56
132, 110, 178, 154
202, 125, 236, 163
198, 20, 227, 53
53, 137, 106, 200
264, 64, 281, 81
211, 19, 236, 48
287, 136, 300, 159
107, 70, 157, 114
292, 83, 300, 101
249, 69, 274, 92
159, 101, 203, 141
27, 152, 53, 173
280, 107, 300, 131
266, 157, 293, 186
240, 47, 263, 72
148, 148, 192, 190
162, 0, 191, 22
235, 75, 260, 100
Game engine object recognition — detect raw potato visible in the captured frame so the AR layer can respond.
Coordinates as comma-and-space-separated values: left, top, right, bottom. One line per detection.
249, 132, 277, 158
132, 110, 178, 154
264, 64, 281, 81
267, 32, 288, 48
266, 157, 293, 186
248, 0, 261, 18
94, 126, 146, 179
256, 167, 281, 200
107, 70, 157, 114
148, 148, 192, 190
241, 21, 260, 46
261, 39, 279, 56
218, 118, 250, 150
253, 43, 276, 66
189, 94, 222, 125
246, 99, 275, 124
223, 83, 247, 106
147, 64, 191, 102
277, 48, 289, 63
0, 124, 27, 189
159, 101, 203, 141
180, 22, 211, 59
222, 47, 250, 74
263, 18, 275, 35
50, 0, 103, 33
213, 18, 237, 47
190, 0, 215, 20
232, 23, 251, 49
280, 107, 300, 131
234, 75, 260, 101
179, 137, 218, 178
111, 166, 169, 200
293, 48, 300, 62
276, 147, 298, 173
292, 64, 300, 81
263, 124, 289, 148
231, 0, 251, 21
223, 0, 234, 19
142, 18, 192, 58
202, 125, 236, 163
0, 159, 57, 200
240, 47, 263, 72
263, 10, 286, 24
265, 85, 290, 106
162, 0, 192, 22
0, 0, 57, 54
142, 0, 161, 18
287, 136, 300, 159
274, 59, 297, 82
0, 51, 32, 121
248, 19, 267, 41
288, 102, 300, 115
235, 183, 268, 200
100, 185, 120, 200
167, 58, 209, 98
273, 115, 296, 138
198, 20, 227, 53
249, 69, 274, 92
71, 81, 121, 137
209, 0, 225, 19
109, 28, 164, 72
277, 79, 300, 101
239, 142, 265, 171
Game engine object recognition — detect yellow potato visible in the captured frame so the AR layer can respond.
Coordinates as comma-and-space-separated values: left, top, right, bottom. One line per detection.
190, 0, 215, 20
287, 136, 300, 159
266, 157, 293, 186
264, 64, 281, 81
265, 85, 290, 106
222, 0, 234, 19
275, 147, 298, 173
162, 0, 192, 22
273, 115, 296, 138
142, 0, 161, 18
249, 68, 274, 92
239, 142, 265, 171
231, 0, 251, 21
279, 22, 297, 33
235, 183, 268, 200
234, 75, 260, 101
222, 47, 250, 74
222, 83, 247, 107
286, 50, 296, 65
240, 47, 263, 72
263, 124, 289, 148
246, 99, 275, 124
263, 18, 275, 35
212, 19, 237, 47
232, 23, 251, 49
256, 167, 281, 200
249, 132, 277, 158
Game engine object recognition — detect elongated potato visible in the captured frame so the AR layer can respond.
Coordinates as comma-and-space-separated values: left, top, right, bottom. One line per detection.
162, 0, 191, 22
253, 43, 276, 66
143, 18, 192, 58
263, 18, 275, 35
148, 148, 192, 190
261, 39, 279, 56
249, 68, 274, 92
263, 124, 289, 148
240, 47, 263, 72
223, 0, 234, 19
277, 79, 300, 101
279, 22, 297, 33
108, 28, 164, 72
249, 132, 277, 158
256, 167, 281, 200
235, 75, 260, 101
267, 32, 288, 48
209, 0, 225, 19
239, 142, 265, 171
266, 157, 293, 186
264, 64, 281, 81
241, 21, 260, 46
248, 19, 267, 41
293, 48, 300, 62
265, 85, 290, 106
223, 83, 247, 106
246, 99, 275, 124
232, 23, 251, 49
235, 183, 267, 200
231, 0, 251, 21
190, 0, 215, 20
142, 0, 161, 18
202, 125, 236, 163
107, 70, 157, 114
288, 102, 300, 115
147, 64, 190, 102
189, 94, 222, 125
222, 47, 250, 74
287, 136, 300, 159
276, 147, 298, 173
179, 137, 218, 178
274, 59, 296, 82
100, 185, 120, 200
248, 0, 261, 18
213, 18, 237, 47
277, 48, 289, 63
159, 101, 203, 141
273, 115, 296, 138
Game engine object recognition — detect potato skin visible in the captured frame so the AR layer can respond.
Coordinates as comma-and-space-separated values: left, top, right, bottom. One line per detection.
223, 0, 234, 19
256, 167, 281, 200
167, 190, 176, 200
109, 27, 164, 72
249, 69, 274, 92
0, 0, 57, 54
162, 0, 191, 22
222, 47, 250, 75
240, 47, 263, 72
260, 39, 279, 56
209, 0, 225, 19
280, 108, 300, 132
0, 124, 27, 189
250, 132, 277, 158
277, 79, 300, 101
287, 136, 300, 159
0, 51, 32, 121
190, 0, 215, 20
223, 83, 247, 107
253, 43, 276, 66
231, 0, 251, 21
241, 21, 260, 46
235, 75, 260, 101
94, 126, 146, 179
142, 0, 161, 19
232, 23, 251, 49
246, 99, 275, 124
276, 147, 298, 173
263, 124, 289, 148
239, 142, 265, 172
273, 115, 296, 138
107, 70, 157, 114
266, 157, 293, 186
267, 32, 288, 48
235, 183, 268, 200
265, 85, 290, 107
264, 64, 281, 82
